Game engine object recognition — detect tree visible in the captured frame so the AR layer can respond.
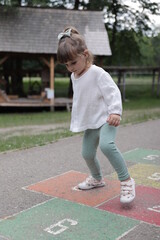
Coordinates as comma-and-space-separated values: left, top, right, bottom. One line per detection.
1, 0, 159, 66
109, 29, 142, 66
103, 0, 159, 63
67, 0, 159, 65
152, 33, 160, 66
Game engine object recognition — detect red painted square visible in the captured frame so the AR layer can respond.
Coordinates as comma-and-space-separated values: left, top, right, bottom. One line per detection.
98, 185, 160, 226
26, 171, 120, 207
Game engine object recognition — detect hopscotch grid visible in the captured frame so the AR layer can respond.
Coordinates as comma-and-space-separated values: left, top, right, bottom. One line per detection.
116, 224, 140, 240
0, 190, 159, 237
1, 149, 160, 238
93, 204, 143, 229
95, 202, 160, 228
22, 170, 73, 190
22, 169, 90, 197
0, 198, 78, 224
98, 202, 160, 228
23, 167, 160, 226
123, 148, 160, 165
95, 194, 120, 208
123, 148, 160, 155
0, 187, 112, 224
21, 186, 57, 198
22, 170, 86, 190
122, 148, 139, 155
94, 200, 140, 225
116, 220, 160, 240
0, 198, 59, 223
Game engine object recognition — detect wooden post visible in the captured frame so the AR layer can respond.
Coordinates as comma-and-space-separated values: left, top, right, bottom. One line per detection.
122, 72, 126, 101
117, 70, 121, 89
157, 69, 160, 97
40, 57, 50, 68
152, 69, 155, 95
50, 55, 54, 111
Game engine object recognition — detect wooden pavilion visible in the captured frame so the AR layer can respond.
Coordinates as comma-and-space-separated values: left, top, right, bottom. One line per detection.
0, 7, 111, 110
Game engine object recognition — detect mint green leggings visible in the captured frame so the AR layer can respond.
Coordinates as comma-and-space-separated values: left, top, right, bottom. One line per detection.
82, 123, 129, 181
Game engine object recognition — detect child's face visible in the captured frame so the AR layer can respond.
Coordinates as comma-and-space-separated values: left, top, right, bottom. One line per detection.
65, 51, 89, 78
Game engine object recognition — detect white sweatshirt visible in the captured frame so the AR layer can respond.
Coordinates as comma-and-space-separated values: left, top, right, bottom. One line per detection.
70, 65, 122, 133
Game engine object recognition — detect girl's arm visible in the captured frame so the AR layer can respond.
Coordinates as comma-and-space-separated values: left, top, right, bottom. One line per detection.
98, 71, 122, 127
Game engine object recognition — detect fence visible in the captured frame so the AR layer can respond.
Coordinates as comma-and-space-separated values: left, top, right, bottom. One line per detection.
103, 66, 160, 100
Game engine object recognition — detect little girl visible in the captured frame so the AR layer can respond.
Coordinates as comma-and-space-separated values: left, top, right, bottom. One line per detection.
57, 27, 135, 204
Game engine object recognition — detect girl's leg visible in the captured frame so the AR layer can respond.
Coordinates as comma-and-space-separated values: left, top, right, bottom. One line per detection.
81, 124, 135, 202
82, 128, 102, 181
99, 123, 129, 181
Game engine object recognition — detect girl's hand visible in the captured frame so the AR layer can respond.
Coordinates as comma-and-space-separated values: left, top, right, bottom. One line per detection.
107, 114, 121, 127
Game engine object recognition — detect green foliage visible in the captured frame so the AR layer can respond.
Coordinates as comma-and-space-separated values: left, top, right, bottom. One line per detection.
152, 33, 160, 65
106, 29, 142, 66
83, 0, 106, 10
104, 0, 159, 61
104, 29, 160, 66
134, 33, 160, 66
139, 36, 155, 66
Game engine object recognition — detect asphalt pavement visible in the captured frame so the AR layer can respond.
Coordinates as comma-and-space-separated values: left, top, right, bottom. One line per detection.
0, 119, 160, 240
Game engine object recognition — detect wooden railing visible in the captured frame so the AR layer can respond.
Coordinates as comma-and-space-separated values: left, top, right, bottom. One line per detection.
103, 66, 160, 100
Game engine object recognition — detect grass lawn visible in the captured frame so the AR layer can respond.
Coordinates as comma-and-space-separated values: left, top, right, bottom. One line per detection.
0, 75, 159, 152
0, 111, 71, 128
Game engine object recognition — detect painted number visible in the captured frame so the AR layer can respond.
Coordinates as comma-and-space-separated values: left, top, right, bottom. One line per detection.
143, 155, 159, 161
148, 205, 160, 213
44, 218, 78, 235
147, 172, 160, 181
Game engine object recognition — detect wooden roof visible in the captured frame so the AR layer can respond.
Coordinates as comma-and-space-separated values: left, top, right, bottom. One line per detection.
0, 7, 111, 56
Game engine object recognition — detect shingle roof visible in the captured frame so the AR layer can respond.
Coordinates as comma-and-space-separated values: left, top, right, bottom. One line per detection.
0, 7, 111, 56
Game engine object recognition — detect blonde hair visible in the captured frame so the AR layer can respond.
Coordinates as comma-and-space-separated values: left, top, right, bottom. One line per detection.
57, 26, 93, 64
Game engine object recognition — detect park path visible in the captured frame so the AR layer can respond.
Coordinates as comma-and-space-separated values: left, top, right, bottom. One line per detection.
1, 108, 160, 139
0, 119, 160, 239
0, 122, 70, 138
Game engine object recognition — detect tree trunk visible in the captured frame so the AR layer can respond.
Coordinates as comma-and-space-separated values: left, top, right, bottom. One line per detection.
17, 0, 22, 6
74, 0, 80, 9
109, 0, 118, 64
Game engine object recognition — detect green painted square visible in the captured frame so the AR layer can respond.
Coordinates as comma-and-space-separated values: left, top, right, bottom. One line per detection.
0, 198, 139, 240
123, 148, 160, 165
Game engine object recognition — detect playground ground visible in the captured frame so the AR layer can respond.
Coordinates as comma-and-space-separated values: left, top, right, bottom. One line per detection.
0, 119, 160, 240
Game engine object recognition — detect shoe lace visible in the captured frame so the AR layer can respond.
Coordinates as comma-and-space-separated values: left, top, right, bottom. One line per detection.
85, 176, 97, 185
121, 181, 133, 196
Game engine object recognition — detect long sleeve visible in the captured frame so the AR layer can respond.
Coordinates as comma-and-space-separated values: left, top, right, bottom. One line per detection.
98, 71, 122, 116
70, 65, 122, 132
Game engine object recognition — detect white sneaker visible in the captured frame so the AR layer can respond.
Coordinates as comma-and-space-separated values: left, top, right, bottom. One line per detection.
78, 176, 105, 190
120, 178, 135, 203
